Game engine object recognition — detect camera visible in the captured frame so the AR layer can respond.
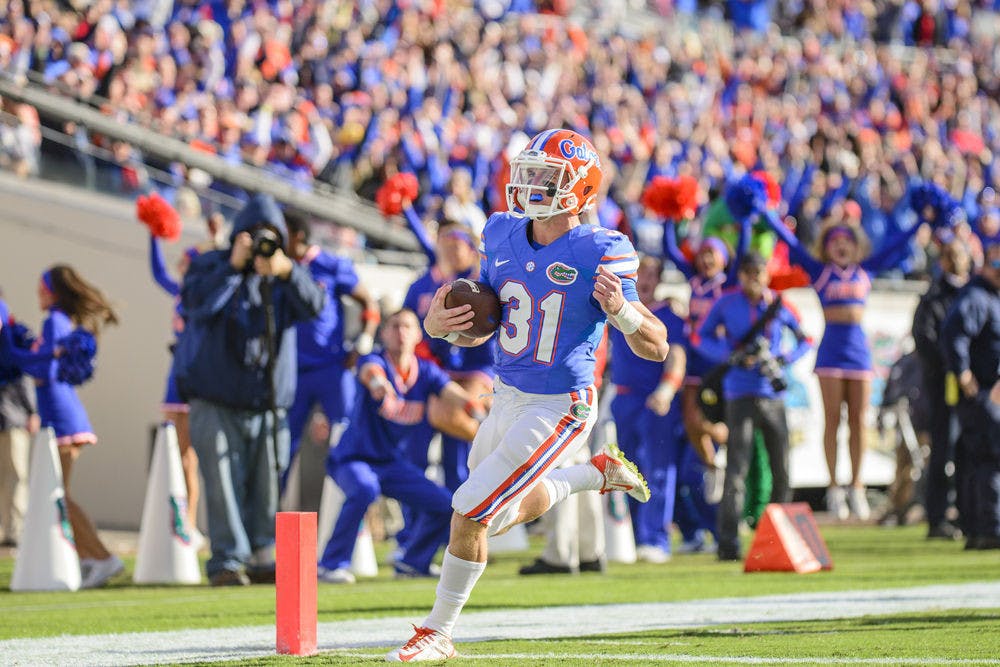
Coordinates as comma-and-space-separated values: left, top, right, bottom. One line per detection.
734, 337, 788, 393
251, 227, 281, 258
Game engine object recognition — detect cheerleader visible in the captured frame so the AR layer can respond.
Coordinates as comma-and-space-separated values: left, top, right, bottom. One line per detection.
10, 265, 120, 587
763, 210, 930, 520
147, 211, 224, 535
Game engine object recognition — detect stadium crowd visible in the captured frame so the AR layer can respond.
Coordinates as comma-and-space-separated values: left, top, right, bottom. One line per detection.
0, 1, 998, 600
0, 0, 998, 264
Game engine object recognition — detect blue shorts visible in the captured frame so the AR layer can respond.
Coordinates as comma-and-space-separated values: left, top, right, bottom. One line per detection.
815, 322, 873, 380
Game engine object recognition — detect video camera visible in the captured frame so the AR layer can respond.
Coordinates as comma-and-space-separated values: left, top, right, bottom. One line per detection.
251, 227, 281, 259
732, 337, 787, 393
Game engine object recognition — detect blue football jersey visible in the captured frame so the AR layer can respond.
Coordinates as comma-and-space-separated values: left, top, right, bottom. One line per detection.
296, 246, 359, 369
479, 212, 639, 394
330, 352, 451, 464
610, 302, 685, 396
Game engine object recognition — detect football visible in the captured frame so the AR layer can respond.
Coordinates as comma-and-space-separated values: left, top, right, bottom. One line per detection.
444, 278, 502, 338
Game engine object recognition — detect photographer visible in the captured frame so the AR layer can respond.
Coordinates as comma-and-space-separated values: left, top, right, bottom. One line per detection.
696, 252, 812, 561
177, 194, 325, 586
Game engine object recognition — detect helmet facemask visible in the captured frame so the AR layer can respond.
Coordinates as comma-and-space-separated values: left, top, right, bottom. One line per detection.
506, 150, 594, 221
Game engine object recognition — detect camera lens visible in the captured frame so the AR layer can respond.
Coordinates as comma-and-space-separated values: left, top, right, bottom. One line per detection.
252, 228, 280, 258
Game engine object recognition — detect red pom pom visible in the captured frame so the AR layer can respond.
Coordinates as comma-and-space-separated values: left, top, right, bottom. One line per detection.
136, 193, 182, 241
641, 175, 699, 221
674, 175, 699, 219
375, 172, 420, 216
751, 171, 781, 208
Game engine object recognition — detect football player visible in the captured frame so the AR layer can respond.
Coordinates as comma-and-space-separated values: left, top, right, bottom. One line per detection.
388, 129, 669, 662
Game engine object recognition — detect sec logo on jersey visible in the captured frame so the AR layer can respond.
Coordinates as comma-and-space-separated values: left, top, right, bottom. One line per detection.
546, 262, 577, 285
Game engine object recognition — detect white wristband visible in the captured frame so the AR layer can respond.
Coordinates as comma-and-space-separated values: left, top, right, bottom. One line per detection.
430, 331, 460, 343
608, 300, 643, 335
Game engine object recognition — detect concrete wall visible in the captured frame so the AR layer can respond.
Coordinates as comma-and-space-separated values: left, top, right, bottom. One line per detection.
0, 173, 415, 529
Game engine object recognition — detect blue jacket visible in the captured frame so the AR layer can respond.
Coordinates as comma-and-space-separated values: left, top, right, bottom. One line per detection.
941, 275, 1000, 390
696, 289, 812, 399
175, 194, 326, 410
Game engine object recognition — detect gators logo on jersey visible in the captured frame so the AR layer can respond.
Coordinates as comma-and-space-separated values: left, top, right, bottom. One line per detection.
546, 262, 578, 285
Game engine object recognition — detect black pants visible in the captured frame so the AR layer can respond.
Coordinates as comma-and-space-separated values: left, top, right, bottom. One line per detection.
922, 367, 959, 526
718, 396, 791, 555
956, 394, 1000, 540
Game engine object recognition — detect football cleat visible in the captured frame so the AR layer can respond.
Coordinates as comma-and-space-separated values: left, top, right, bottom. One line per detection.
590, 444, 651, 503
386, 625, 456, 662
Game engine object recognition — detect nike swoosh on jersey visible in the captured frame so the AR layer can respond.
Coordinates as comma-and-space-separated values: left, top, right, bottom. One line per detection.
495, 258, 511, 266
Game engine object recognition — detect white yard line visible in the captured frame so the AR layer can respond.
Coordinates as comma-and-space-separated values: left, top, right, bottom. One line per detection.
339, 652, 998, 665
2, 582, 998, 666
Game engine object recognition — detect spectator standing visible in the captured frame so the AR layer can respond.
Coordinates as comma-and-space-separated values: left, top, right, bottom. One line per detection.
176, 194, 325, 586
609, 256, 688, 563
402, 209, 496, 493
0, 296, 36, 547
941, 241, 1000, 551
696, 252, 812, 561
911, 235, 971, 539
283, 210, 379, 493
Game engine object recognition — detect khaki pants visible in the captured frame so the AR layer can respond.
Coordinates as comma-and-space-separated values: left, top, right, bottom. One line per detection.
0, 428, 30, 543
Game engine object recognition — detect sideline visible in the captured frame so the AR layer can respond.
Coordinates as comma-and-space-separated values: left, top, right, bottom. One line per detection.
2, 581, 998, 666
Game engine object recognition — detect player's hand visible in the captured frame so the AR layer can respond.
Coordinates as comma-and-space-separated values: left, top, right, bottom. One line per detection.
959, 369, 979, 398
593, 265, 625, 314
740, 354, 758, 369
991, 380, 1000, 407
230, 231, 253, 271
424, 283, 474, 338
254, 248, 294, 279
646, 385, 675, 416
368, 375, 395, 403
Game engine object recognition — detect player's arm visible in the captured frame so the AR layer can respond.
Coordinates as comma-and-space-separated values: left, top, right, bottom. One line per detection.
593, 265, 668, 361
345, 283, 380, 355
437, 381, 488, 423
646, 342, 686, 417
422, 282, 493, 347
358, 361, 396, 402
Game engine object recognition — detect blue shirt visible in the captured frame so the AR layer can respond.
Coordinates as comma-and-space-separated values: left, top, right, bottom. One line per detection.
295, 245, 359, 369
331, 353, 451, 464
479, 212, 639, 394
697, 290, 812, 399
610, 302, 686, 397
941, 275, 1000, 389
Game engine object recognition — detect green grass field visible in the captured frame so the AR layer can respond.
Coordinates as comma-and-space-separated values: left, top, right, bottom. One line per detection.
2, 524, 999, 665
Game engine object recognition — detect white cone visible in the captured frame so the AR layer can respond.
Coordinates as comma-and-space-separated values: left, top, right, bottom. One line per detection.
487, 522, 529, 553
316, 476, 379, 577
603, 490, 636, 564
133, 422, 202, 584
10, 428, 81, 591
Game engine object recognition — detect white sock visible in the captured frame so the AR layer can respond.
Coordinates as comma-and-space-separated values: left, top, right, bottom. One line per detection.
545, 461, 603, 509
422, 550, 487, 636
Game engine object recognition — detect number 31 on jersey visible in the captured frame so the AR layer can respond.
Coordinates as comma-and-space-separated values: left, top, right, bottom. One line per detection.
497, 280, 565, 365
